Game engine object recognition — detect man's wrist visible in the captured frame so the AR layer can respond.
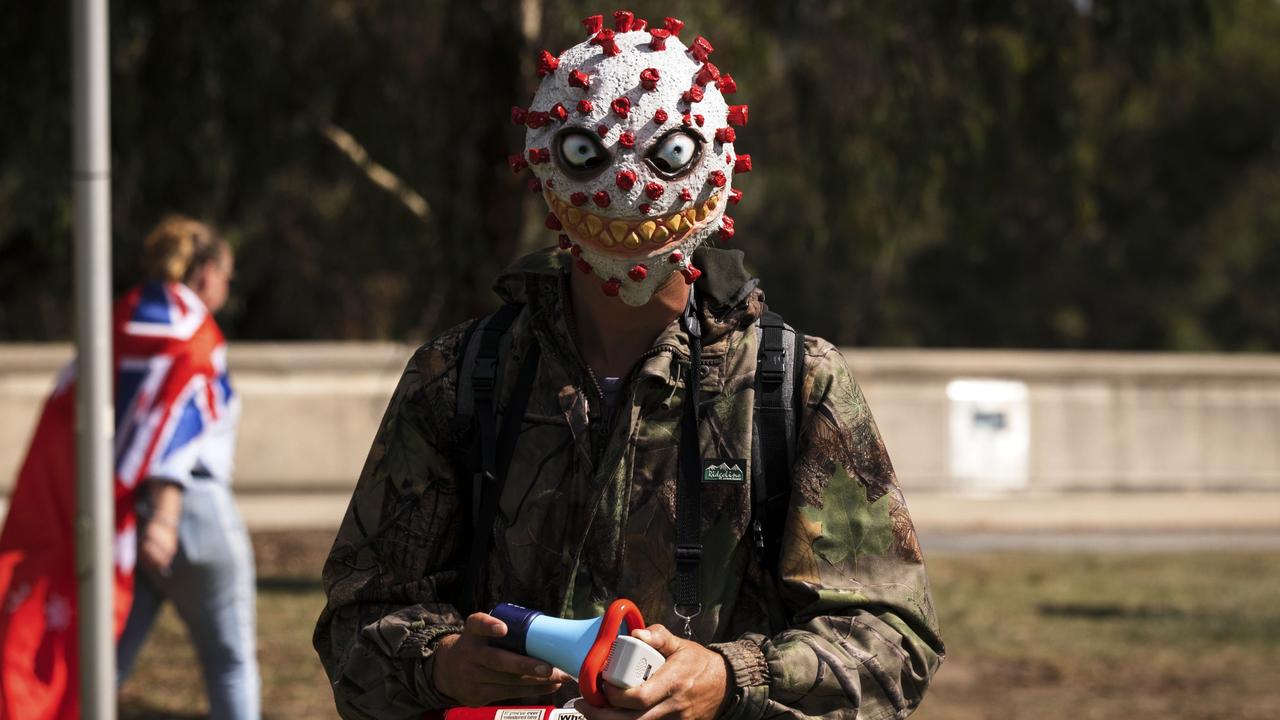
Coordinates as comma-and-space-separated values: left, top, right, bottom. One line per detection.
424, 630, 463, 707
707, 639, 769, 719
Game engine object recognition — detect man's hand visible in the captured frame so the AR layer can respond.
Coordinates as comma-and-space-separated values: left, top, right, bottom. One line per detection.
433, 612, 573, 706
577, 624, 729, 720
139, 516, 179, 573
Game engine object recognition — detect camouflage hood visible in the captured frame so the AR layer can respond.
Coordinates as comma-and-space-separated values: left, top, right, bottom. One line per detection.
492, 245, 764, 348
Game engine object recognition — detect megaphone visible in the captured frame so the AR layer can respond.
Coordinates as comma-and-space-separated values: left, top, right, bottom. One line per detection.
490, 598, 665, 707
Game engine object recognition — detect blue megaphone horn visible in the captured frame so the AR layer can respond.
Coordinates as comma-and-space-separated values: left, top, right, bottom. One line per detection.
489, 598, 664, 707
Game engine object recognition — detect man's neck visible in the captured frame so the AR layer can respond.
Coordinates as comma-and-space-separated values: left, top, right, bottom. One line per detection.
570, 269, 691, 379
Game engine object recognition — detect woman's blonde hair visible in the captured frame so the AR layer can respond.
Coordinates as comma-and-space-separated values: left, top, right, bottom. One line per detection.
140, 214, 227, 284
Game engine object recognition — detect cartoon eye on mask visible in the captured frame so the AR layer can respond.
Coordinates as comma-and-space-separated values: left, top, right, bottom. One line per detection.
646, 130, 702, 179
557, 129, 610, 178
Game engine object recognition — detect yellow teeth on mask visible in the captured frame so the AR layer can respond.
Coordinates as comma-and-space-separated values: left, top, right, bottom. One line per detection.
546, 191, 721, 255
609, 220, 629, 243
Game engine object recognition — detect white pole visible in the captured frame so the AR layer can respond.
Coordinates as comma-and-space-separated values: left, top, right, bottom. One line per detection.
71, 0, 115, 717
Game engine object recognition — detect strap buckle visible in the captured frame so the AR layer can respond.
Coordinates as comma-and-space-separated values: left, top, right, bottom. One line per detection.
472, 357, 497, 394
758, 348, 786, 384
674, 543, 702, 569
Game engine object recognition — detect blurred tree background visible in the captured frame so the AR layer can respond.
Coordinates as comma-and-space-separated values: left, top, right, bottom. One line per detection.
1, 0, 1277, 349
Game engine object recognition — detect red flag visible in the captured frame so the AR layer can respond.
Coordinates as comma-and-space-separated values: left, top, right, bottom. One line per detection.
0, 282, 226, 719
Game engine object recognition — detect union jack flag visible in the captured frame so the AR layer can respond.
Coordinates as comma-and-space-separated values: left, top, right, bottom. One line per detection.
0, 281, 227, 719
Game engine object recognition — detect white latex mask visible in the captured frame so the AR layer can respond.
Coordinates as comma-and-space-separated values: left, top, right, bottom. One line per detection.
511, 12, 750, 306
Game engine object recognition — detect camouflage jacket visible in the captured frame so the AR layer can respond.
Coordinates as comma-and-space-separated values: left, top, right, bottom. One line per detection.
314, 247, 944, 720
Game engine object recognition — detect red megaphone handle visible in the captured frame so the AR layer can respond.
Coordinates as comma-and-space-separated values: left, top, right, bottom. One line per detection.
578, 598, 647, 707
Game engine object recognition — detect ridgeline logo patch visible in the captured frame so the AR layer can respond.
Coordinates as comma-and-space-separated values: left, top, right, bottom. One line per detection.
702, 459, 747, 484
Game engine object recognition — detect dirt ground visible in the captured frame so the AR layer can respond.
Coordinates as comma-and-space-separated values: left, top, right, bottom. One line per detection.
118, 531, 1280, 719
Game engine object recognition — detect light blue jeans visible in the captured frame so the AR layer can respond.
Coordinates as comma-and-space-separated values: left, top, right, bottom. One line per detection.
118, 481, 260, 720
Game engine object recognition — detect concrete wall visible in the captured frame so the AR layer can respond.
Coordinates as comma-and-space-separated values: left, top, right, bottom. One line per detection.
3, 343, 1278, 494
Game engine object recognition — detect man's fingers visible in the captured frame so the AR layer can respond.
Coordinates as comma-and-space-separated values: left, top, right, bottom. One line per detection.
602, 671, 671, 711
464, 612, 508, 639
478, 680, 564, 699
475, 645, 564, 679
573, 698, 643, 720
632, 623, 681, 658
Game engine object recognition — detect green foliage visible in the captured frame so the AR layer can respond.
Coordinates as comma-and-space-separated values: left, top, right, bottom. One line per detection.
3, 0, 1277, 348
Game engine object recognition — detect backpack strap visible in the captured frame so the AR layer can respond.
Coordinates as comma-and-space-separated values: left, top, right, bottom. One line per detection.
455, 302, 537, 614
751, 311, 805, 575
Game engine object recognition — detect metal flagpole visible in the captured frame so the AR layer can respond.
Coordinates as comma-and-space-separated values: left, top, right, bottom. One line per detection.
72, 0, 116, 717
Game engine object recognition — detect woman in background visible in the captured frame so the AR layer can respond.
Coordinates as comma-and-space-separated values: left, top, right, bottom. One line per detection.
114, 216, 260, 720
0, 216, 259, 720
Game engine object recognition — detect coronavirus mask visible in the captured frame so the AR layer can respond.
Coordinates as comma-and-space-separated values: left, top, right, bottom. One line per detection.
510, 12, 750, 306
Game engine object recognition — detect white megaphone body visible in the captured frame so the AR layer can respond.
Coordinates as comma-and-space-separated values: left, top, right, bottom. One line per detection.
489, 599, 665, 707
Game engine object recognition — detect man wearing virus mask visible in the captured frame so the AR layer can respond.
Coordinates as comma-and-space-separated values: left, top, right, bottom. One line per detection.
315, 12, 944, 720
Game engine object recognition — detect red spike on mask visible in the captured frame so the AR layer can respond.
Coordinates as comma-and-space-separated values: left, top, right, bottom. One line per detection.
569, 69, 590, 89
558, 234, 573, 249
728, 188, 743, 204
619, 131, 636, 148
511, 106, 527, 125
590, 29, 620, 56
716, 74, 737, 94
668, 251, 684, 264
734, 154, 752, 173
644, 181, 664, 199
583, 15, 604, 34
664, 17, 684, 36
577, 99, 594, 114
611, 97, 631, 118
727, 105, 748, 126
593, 190, 611, 208
647, 28, 670, 50
549, 103, 568, 122
528, 148, 551, 165
715, 127, 736, 144
536, 50, 560, 78
640, 68, 660, 91
571, 192, 588, 206
614, 11, 634, 32
546, 212, 563, 230
525, 110, 550, 129
577, 259, 593, 274
682, 113, 692, 127
602, 277, 622, 296
653, 108, 669, 124
681, 265, 702, 284
679, 188, 693, 201
508, 154, 528, 173
689, 36, 713, 62
708, 170, 726, 187
633, 18, 648, 31
695, 114, 705, 126
695, 63, 720, 87
616, 169, 637, 190
628, 264, 648, 282
638, 203, 652, 213
597, 124, 609, 137
682, 86, 704, 103
718, 216, 735, 242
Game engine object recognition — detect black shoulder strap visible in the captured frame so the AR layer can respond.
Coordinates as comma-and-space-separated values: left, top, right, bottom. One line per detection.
673, 292, 704, 633
455, 302, 538, 615
751, 310, 804, 574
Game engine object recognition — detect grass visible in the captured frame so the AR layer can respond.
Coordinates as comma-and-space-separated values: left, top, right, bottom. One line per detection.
119, 532, 1280, 719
